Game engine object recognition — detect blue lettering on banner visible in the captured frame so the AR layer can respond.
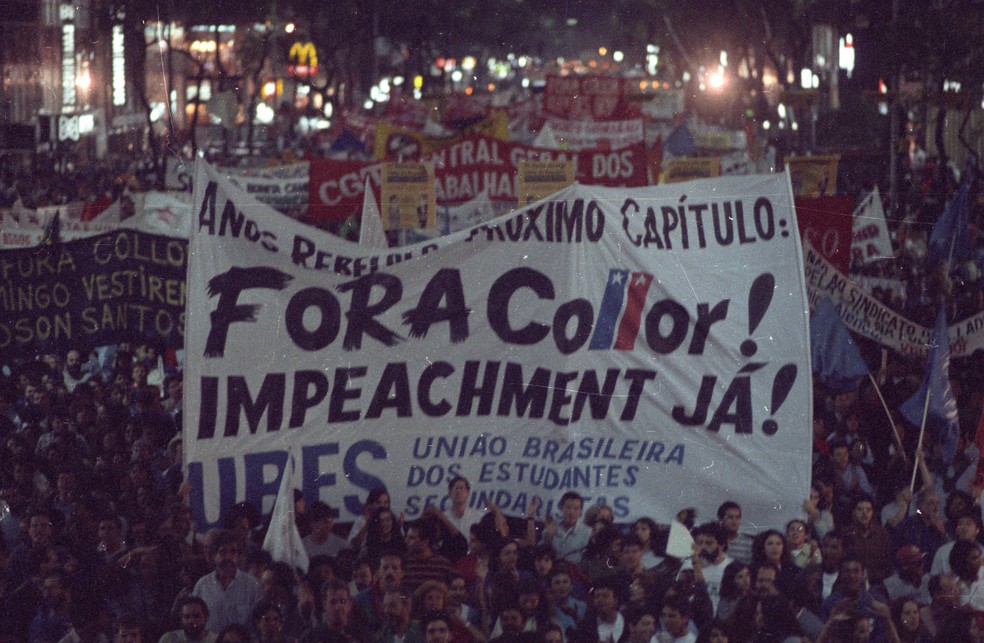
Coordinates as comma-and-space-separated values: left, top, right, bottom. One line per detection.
187, 439, 387, 529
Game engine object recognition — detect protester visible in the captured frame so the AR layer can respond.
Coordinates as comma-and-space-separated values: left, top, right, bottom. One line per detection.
191, 530, 261, 633
159, 596, 217, 643
303, 501, 348, 560
2, 123, 984, 643
540, 492, 590, 564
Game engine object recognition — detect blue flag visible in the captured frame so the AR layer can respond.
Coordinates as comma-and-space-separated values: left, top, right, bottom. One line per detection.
664, 123, 694, 158
899, 306, 960, 462
929, 159, 976, 267
810, 297, 869, 392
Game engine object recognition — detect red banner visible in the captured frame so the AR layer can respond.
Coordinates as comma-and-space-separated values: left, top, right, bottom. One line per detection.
425, 135, 650, 204
307, 135, 652, 220
795, 195, 855, 275
544, 75, 640, 121
307, 160, 381, 224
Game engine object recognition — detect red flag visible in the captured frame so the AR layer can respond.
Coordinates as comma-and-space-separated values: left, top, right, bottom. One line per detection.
614, 272, 654, 350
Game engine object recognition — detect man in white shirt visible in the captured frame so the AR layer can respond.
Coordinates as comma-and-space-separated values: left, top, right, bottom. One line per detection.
818, 532, 845, 600
191, 530, 260, 633
542, 492, 591, 563
437, 476, 485, 538
303, 502, 349, 559
680, 522, 732, 613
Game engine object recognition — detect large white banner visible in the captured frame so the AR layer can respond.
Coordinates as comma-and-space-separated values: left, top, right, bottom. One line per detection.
226, 162, 310, 213
534, 118, 645, 151
185, 161, 812, 532
804, 237, 984, 358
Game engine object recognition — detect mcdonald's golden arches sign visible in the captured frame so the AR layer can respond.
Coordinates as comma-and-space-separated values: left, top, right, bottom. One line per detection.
288, 41, 318, 77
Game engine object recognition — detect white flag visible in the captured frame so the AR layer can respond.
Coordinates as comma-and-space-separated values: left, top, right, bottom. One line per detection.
851, 186, 894, 267
359, 177, 389, 249
261, 454, 309, 573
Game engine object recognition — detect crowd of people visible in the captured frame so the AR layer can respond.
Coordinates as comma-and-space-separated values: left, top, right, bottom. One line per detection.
2, 119, 984, 642
2, 334, 984, 643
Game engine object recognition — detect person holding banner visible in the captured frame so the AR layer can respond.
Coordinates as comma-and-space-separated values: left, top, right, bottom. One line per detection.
426, 476, 485, 546
540, 492, 590, 564
892, 489, 947, 562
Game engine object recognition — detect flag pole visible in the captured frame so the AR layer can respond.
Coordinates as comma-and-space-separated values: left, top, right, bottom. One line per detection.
910, 389, 931, 492
946, 225, 958, 276
867, 373, 908, 465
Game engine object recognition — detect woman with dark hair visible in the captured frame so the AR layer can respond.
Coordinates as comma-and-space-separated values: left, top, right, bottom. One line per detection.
626, 570, 662, 614
631, 517, 664, 569
751, 530, 797, 597
891, 595, 931, 642
364, 507, 406, 560
485, 539, 534, 627
580, 524, 623, 583
716, 561, 751, 622
348, 486, 391, 550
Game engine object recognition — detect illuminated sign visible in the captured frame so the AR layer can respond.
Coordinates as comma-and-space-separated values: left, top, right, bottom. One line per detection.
61, 22, 76, 108
112, 24, 126, 107
56, 112, 96, 142
288, 41, 318, 77
190, 40, 217, 53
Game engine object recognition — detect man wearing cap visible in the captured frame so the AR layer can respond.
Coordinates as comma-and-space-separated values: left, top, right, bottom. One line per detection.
882, 545, 931, 603
303, 501, 349, 559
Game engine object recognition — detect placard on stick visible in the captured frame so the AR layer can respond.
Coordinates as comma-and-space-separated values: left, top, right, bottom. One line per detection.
517, 159, 574, 207
380, 162, 436, 231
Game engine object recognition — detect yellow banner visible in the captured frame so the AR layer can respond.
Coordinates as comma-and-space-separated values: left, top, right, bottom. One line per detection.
660, 157, 721, 184
786, 155, 839, 197
380, 162, 437, 231
374, 111, 508, 160
517, 160, 575, 207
